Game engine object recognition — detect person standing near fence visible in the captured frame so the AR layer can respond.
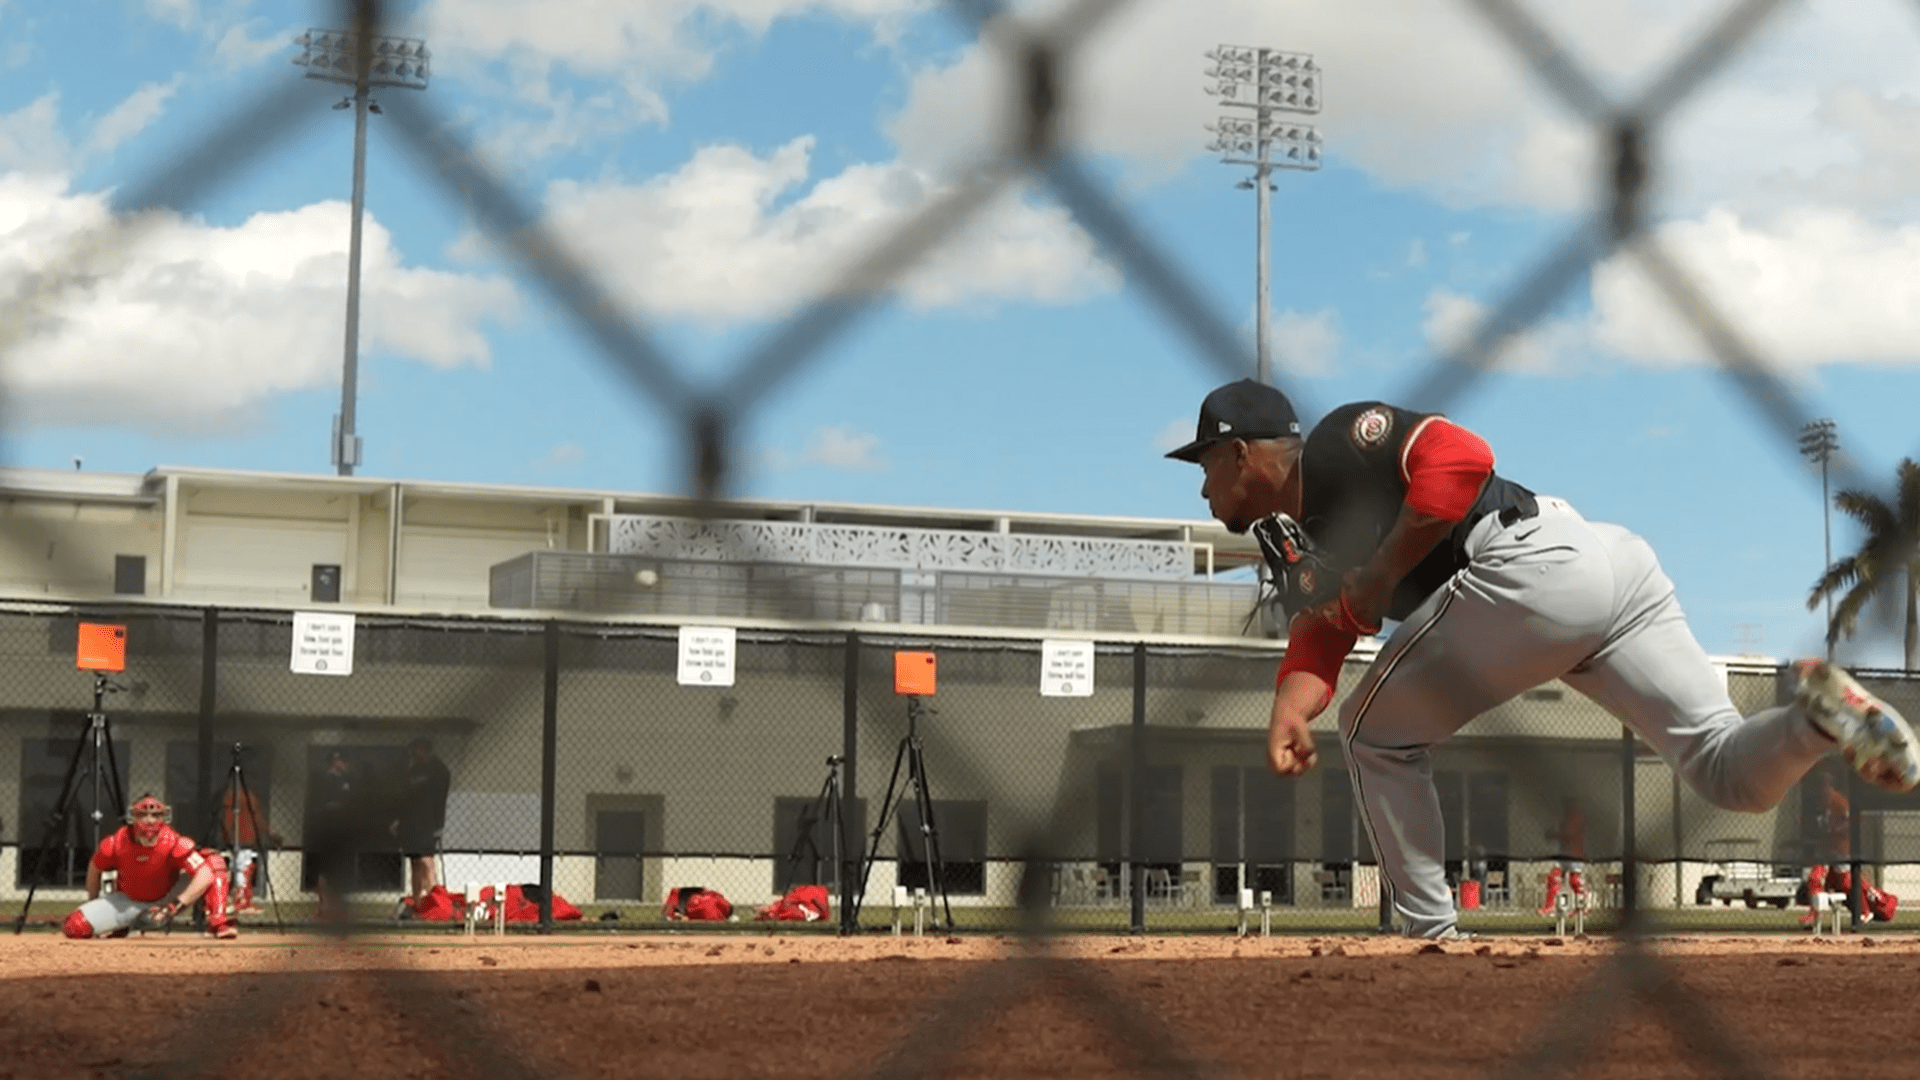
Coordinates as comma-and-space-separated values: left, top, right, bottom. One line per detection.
308, 750, 360, 921
218, 781, 279, 915
1537, 797, 1586, 916
1166, 378, 1920, 940
391, 737, 451, 906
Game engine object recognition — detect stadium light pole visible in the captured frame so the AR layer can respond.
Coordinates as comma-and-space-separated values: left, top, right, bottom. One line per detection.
293, 27, 432, 477
1799, 418, 1840, 660
1205, 46, 1322, 386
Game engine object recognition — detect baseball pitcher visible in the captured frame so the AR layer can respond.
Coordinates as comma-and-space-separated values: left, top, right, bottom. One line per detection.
1167, 379, 1920, 940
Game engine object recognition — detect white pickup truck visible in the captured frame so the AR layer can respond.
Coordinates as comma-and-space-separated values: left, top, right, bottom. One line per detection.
1694, 838, 1803, 908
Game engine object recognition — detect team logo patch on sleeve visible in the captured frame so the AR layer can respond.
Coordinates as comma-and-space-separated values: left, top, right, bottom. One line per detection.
1350, 406, 1394, 451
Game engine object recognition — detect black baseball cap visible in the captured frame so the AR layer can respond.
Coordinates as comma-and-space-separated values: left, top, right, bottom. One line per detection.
1164, 379, 1301, 462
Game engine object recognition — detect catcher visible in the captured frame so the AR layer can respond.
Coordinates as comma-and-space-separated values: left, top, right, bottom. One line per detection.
63, 794, 237, 940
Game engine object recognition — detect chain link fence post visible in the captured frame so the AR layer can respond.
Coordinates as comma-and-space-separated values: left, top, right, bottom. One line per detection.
1621, 727, 1638, 921
841, 631, 860, 936
1129, 642, 1146, 935
194, 608, 219, 853
1848, 771, 1864, 931
539, 620, 559, 933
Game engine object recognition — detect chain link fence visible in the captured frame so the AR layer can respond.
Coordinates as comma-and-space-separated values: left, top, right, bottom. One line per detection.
7, 603, 1916, 939
6, 0, 1920, 1075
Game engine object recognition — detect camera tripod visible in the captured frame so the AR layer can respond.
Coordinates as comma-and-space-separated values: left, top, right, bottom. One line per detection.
217, 742, 283, 932
12, 674, 129, 934
784, 755, 852, 933
855, 696, 954, 930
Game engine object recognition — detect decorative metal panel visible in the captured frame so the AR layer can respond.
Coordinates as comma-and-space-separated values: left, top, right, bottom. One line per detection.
605, 516, 1193, 581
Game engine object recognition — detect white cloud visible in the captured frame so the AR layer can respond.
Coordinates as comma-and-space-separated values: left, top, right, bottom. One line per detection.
86, 80, 180, 156
1590, 206, 1920, 368
887, 0, 1920, 221
0, 175, 517, 434
422, 0, 925, 137
1420, 288, 1582, 375
887, 0, 1715, 209
764, 425, 887, 471
0, 82, 188, 177
0, 94, 68, 177
214, 23, 296, 71
803, 426, 885, 470
541, 442, 587, 467
1153, 416, 1192, 453
1270, 308, 1341, 376
501, 135, 1114, 323
144, 0, 196, 29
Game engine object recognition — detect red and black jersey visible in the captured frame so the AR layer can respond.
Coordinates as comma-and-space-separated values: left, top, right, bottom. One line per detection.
1299, 401, 1536, 622
92, 825, 205, 902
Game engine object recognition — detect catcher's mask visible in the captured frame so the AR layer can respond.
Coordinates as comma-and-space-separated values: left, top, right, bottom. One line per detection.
129, 795, 170, 842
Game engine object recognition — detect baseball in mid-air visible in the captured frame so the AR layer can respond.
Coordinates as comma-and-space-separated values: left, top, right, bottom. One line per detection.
635, 569, 659, 587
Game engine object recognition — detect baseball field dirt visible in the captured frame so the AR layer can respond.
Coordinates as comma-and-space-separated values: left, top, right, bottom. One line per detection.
2, 931, 1916, 1079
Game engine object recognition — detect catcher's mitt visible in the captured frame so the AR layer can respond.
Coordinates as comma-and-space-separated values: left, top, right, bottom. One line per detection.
1251, 513, 1342, 615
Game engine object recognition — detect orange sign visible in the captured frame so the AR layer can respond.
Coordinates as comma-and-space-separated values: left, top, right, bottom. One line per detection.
76, 623, 127, 672
894, 651, 936, 696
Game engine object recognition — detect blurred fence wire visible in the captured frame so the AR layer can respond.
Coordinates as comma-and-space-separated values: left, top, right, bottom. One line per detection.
3, 0, 1918, 1078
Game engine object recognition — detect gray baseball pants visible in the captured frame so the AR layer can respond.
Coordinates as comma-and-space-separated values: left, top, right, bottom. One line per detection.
1338, 498, 1834, 938
74, 876, 194, 936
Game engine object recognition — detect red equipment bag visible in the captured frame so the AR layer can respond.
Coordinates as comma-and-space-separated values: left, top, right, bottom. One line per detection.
755, 884, 831, 922
663, 886, 733, 922
409, 884, 459, 921
1867, 886, 1899, 924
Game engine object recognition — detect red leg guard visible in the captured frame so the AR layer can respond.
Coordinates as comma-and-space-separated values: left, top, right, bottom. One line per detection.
195, 850, 233, 933
1569, 871, 1586, 898
63, 909, 94, 939
1537, 866, 1564, 915
1801, 865, 1829, 925
204, 855, 230, 923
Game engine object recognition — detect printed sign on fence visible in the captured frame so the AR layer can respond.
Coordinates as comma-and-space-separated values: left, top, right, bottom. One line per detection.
290, 611, 356, 676
677, 626, 737, 687
1041, 639, 1095, 697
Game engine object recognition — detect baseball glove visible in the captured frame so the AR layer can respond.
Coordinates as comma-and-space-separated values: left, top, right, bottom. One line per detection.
1251, 513, 1342, 615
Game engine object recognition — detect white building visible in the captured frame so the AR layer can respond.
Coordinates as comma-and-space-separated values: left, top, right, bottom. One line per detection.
0, 464, 1866, 925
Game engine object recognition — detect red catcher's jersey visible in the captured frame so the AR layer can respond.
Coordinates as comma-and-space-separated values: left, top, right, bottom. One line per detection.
92, 826, 204, 902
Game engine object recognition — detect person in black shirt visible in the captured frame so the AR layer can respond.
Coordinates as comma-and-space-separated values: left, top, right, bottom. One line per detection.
1167, 379, 1919, 939
309, 750, 358, 921
391, 737, 452, 905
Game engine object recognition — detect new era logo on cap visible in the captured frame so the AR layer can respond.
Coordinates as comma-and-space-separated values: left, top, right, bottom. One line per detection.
1166, 379, 1300, 462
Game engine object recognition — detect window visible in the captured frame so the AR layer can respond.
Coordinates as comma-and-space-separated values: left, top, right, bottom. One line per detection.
772, 795, 868, 894
15, 734, 134, 888
895, 799, 987, 896
113, 555, 146, 596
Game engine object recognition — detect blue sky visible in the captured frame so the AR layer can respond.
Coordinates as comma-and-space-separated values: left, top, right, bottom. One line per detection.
3, 0, 1920, 665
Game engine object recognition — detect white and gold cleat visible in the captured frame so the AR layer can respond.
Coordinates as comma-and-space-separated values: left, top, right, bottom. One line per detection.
1796, 659, 1920, 793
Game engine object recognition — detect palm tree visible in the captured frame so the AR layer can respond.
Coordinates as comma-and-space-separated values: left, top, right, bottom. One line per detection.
1807, 458, 1920, 671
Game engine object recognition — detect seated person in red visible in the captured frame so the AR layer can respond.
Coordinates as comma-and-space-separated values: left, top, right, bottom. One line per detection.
64, 795, 235, 940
